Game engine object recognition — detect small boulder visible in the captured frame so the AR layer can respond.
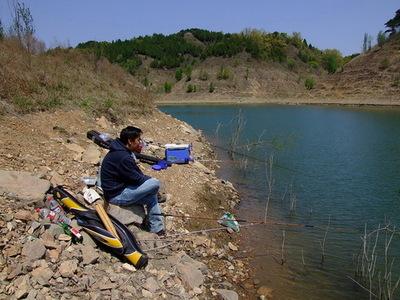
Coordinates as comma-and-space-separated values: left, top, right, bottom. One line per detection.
6, 263, 22, 280
228, 242, 238, 251
215, 289, 239, 300
81, 231, 97, 248
3, 245, 21, 257
141, 289, 153, 298
177, 263, 204, 290
81, 145, 101, 165
50, 172, 64, 186
0, 170, 50, 205
122, 263, 136, 272
22, 239, 46, 261
107, 203, 145, 225
46, 224, 65, 238
143, 277, 159, 293
14, 275, 30, 299
59, 259, 78, 278
47, 249, 60, 263
81, 244, 99, 265
31, 266, 54, 286
14, 210, 34, 221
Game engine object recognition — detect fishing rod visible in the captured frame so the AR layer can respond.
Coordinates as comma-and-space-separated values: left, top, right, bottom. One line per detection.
156, 213, 400, 236
154, 213, 314, 228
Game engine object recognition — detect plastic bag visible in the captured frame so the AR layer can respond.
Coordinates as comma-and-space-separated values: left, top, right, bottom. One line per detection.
218, 212, 240, 232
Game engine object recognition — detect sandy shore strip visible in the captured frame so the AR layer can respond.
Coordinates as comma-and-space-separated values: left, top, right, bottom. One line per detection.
156, 95, 400, 107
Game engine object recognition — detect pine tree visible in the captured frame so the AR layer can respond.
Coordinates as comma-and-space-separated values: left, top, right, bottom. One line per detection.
385, 9, 400, 36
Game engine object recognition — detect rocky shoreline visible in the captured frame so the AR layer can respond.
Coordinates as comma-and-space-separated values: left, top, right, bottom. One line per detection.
0, 109, 262, 299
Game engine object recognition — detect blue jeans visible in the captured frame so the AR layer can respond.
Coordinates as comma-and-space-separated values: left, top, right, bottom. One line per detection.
109, 178, 164, 233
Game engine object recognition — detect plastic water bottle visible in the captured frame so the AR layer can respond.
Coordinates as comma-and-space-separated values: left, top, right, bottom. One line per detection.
36, 208, 72, 226
44, 195, 64, 214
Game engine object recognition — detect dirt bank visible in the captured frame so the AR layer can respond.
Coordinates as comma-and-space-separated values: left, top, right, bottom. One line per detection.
156, 95, 400, 106
0, 109, 254, 299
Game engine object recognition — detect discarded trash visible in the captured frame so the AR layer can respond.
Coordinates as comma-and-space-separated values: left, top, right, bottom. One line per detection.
59, 222, 83, 242
36, 207, 72, 226
83, 187, 101, 204
81, 176, 97, 186
218, 212, 240, 232
45, 194, 64, 214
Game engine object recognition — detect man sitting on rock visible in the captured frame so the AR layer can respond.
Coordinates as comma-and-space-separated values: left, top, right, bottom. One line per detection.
100, 126, 165, 235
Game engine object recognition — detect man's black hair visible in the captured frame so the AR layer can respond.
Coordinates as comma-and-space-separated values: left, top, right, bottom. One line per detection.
119, 126, 142, 144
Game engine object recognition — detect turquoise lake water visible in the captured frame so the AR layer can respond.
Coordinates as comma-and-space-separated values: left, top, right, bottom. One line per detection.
160, 104, 400, 300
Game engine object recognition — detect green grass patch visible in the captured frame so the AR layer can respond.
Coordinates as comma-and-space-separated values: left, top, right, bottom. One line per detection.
13, 96, 34, 112
217, 66, 230, 80
305, 77, 315, 90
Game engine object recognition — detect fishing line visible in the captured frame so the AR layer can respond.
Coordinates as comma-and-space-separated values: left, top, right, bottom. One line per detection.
156, 212, 400, 237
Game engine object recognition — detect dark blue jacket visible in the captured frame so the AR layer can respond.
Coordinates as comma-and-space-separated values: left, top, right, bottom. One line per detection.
100, 139, 150, 200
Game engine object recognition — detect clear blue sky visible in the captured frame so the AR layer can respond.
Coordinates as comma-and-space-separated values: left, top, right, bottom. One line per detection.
0, 0, 398, 55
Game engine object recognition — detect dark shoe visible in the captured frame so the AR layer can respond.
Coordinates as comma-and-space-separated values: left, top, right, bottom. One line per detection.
156, 230, 166, 236
157, 193, 167, 203
140, 215, 150, 231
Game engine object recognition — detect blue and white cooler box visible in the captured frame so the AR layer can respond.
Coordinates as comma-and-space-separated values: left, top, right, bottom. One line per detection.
165, 143, 191, 164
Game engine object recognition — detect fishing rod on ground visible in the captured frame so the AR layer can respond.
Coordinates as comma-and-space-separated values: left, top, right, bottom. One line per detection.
154, 213, 400, 236
154, 212, 314, 228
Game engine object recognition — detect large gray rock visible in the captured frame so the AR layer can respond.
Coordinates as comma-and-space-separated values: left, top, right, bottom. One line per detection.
107, 203, 145, 225
174, 251, 207, 290
216, 289, 239, 300
0, 170, 50, 205
81, 145, 101, 165
177, 263, 204, 290
22, 239, 46, 261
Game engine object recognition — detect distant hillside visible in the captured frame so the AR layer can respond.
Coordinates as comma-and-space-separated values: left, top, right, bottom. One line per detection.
0, 39, 152, 118
76, 27, 400, 104
77, 28, 348, 100
313, 34, 400, 101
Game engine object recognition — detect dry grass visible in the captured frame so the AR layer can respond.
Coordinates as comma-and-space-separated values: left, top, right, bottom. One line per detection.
0, 39, 153, 119
317, 34, 400, 101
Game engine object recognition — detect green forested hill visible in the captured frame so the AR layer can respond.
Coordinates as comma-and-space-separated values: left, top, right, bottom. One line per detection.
77, 28, 345, 75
